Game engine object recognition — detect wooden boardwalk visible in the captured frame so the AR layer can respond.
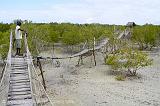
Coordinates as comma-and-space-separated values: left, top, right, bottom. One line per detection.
7, 57, 33, 106
38, 29, 131, 60
0, 32, 53, 106
0, 29, 131, 106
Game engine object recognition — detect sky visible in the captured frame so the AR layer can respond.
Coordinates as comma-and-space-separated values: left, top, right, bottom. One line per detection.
0, 0, 160, 25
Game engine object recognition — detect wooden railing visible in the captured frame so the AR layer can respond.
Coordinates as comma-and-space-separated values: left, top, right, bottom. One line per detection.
0, 30, 13, 106
24, 33, 53, 106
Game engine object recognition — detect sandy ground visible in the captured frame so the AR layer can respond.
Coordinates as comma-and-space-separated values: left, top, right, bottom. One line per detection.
39, 49, 160, 106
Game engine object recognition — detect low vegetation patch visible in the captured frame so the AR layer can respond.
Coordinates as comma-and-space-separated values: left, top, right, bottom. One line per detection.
106, 48, 153, 77
115, 75, 125, 81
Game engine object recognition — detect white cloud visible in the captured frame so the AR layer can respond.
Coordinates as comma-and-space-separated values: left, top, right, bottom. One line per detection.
0, 0, 160, 24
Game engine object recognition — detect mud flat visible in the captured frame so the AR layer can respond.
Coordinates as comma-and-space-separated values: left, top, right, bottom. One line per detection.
39, 49, 160, 106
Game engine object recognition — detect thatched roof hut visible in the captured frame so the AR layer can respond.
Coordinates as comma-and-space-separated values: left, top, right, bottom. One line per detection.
126, 22, 136, 27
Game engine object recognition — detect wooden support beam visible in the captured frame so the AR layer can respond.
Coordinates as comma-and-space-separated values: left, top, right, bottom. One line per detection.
77, 56, 81, 66
0, 62, 6, 81
93, 37, 96, 66
77, 55, 83, 66
51, 44, 54, 67
37, 57, 46, 90
80, 56, 83, 65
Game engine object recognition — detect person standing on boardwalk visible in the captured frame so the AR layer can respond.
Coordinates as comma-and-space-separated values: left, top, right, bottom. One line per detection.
15, 21, 24, 56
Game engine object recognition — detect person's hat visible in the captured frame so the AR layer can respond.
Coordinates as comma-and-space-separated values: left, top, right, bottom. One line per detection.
16, 20, 21, 26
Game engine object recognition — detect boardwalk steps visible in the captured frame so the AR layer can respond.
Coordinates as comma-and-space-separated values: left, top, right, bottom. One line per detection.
7, 57, 33, 106
0, 31, 53, 106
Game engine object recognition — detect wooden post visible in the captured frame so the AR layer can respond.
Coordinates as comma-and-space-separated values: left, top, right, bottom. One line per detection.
77, 55, 83, 66
77, 56, 81, 66
80, 56, 83, 65
51, 44, 54, 67
93, 37, 96, 66
37, 57, 46, 90
0, 62, 6, 81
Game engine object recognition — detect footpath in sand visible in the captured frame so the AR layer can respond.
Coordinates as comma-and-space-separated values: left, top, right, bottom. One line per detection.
39, 49, 160, 106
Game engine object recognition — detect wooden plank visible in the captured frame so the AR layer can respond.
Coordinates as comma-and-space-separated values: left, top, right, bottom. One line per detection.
7, 56, 33, 105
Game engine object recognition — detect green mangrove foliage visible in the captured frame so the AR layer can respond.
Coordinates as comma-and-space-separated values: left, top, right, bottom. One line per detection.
132, 25, 160, 50
0, 21, 160, 60
0, 24, 10, 59
106, 47, 153, 76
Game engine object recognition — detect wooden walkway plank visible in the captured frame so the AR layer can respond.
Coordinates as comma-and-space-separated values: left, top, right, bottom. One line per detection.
6, 57, 33, 106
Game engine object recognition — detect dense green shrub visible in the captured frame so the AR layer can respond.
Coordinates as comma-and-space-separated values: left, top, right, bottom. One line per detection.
132, 25, 160, 50
106, 48, 152, 76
